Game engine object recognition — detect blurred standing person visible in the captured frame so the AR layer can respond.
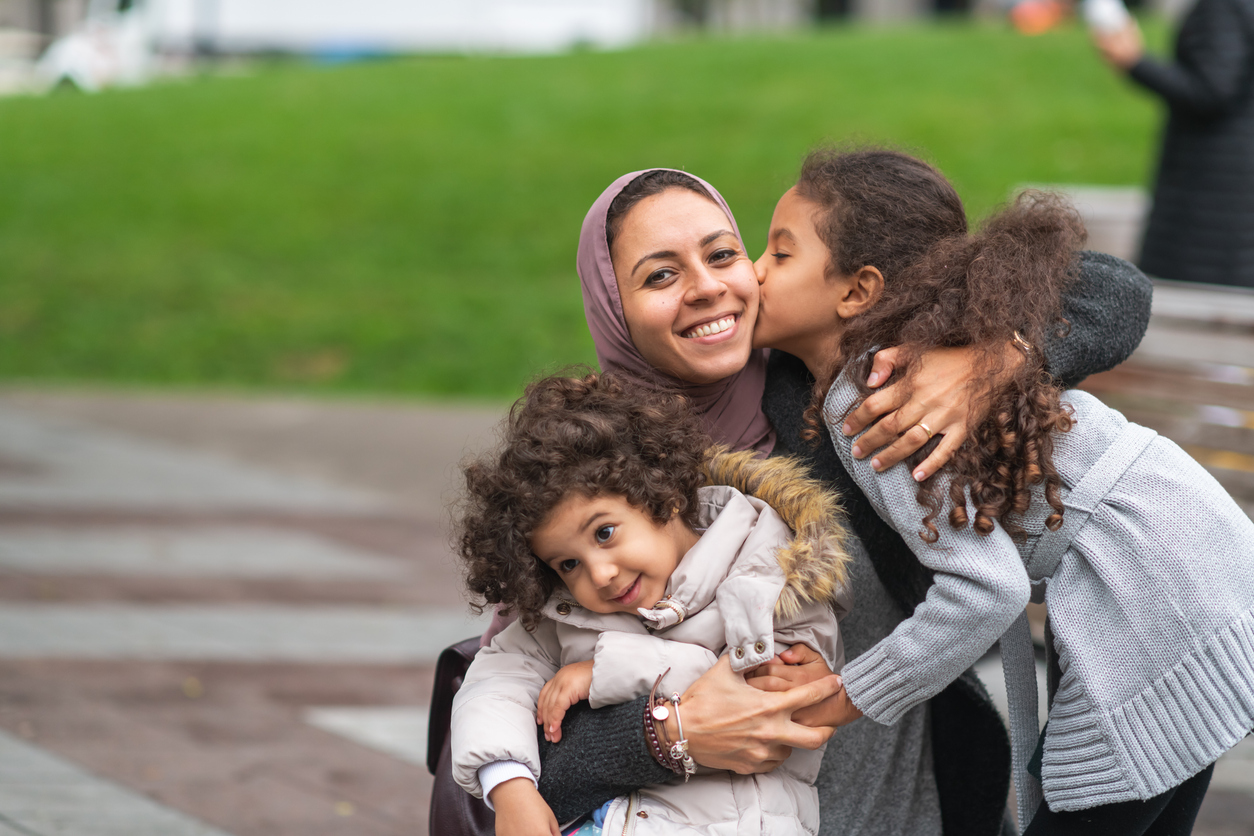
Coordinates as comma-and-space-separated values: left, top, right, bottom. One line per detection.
1095, 2, 1254, 289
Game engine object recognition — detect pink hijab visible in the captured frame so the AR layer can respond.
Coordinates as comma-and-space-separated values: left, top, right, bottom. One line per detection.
577, 169, 775, 455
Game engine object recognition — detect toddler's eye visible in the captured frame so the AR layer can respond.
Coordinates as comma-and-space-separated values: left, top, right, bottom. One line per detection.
558, 559, 579, 574
595, 524, 615, 544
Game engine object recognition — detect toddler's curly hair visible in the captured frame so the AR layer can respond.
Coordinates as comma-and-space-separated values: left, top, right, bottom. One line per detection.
457, 372, 711, 630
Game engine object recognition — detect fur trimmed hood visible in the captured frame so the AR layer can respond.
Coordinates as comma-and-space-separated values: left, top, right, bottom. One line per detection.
702, 448, 852, 621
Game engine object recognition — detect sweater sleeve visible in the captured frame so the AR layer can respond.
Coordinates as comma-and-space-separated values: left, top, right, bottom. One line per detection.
1128, 0, 1254, 117
1044, 251, 1152, 388
536, 696, 675, 822
823, 373, 1032, 726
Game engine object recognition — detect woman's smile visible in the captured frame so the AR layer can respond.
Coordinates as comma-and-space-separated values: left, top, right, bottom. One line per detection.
681, 313, 739, 341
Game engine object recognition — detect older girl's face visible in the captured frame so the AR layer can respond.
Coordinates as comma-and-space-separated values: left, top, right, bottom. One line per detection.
611, 189, 759, 385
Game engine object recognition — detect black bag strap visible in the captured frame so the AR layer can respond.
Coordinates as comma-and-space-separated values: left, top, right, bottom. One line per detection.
427, 636, 483, 774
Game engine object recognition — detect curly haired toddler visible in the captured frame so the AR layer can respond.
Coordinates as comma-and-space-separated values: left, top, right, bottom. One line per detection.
451, 372, 851, 836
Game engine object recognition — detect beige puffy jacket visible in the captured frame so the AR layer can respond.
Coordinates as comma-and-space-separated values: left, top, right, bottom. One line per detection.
451, 452, 853, 835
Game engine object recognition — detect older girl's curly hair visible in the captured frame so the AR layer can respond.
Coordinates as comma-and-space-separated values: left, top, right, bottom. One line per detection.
457, 372, 710, 630
797, 148, 1084, 542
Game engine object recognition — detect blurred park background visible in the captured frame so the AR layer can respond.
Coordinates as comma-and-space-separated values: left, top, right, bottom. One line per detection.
1, 2, 1253, 836
0, 2, 1171, 400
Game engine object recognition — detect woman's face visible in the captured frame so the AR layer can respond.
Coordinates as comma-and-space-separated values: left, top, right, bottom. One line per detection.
612, 188, 759, 385
752, 187, 848, 363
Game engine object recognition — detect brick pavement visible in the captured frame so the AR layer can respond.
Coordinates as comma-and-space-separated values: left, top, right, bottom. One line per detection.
0, 394, 502, 836
1, 279, 1253, 835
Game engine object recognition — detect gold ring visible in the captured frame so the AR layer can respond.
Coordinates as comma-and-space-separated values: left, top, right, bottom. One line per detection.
917, 421, 934, 440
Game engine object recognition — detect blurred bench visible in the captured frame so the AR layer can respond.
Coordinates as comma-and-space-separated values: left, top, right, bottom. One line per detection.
1080, 279, 1254, 519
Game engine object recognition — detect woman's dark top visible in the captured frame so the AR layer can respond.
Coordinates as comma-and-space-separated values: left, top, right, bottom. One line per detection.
536, 251, 1154, 836
1130, 0, 1254, 288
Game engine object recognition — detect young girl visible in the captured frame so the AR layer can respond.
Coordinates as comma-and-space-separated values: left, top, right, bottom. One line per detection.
451, 372, 851, 836
752, 147, 1254, 834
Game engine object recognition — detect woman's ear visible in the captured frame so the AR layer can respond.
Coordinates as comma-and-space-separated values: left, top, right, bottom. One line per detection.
835, 266, 884, 319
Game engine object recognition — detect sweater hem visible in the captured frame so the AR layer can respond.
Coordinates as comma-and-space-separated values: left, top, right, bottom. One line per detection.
841, 643, 925, 725
1044, 608, 1254, 810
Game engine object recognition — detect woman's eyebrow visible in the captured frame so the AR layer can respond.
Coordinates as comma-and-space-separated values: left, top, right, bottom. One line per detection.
631, 250, 677, 276
700, 229, 735, 247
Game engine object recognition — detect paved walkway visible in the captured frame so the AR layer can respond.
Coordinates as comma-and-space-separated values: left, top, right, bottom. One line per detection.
0, 279, 1252, 835
0, 392, 502, 836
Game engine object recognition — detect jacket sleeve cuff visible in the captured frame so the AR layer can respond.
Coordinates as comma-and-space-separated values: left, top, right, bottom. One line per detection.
841, 642, 928, 726
478, 760, 536, 810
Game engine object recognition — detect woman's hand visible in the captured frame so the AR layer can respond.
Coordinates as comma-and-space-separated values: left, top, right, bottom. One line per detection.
490, 777, 561, 836
746, 644, 861, 728
1095, 19, 1145, 70
537, 660, 594, 743
841, 344, 1024, 482
670, 654, 843, 774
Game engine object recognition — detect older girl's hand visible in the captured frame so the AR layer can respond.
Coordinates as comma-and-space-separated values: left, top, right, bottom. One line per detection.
840, 344, 1025, 482
746, 644, 860, 728
670, 654, 843, 774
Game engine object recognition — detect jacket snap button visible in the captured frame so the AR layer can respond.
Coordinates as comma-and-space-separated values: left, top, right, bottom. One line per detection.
734, 647, 745, 659
637, 811, 649, 818
556, 602, 571, 615
754, 641, 766, 654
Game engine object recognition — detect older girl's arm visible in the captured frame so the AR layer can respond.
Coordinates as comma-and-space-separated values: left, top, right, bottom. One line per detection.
825, 371, 1032, 724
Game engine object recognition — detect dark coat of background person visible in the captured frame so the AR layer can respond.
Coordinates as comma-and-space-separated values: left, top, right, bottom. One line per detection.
529, 252, 1152, 836
1130, 0, 1254, 288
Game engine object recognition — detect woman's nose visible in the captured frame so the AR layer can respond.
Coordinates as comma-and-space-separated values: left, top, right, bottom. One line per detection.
686, 266, 727, 303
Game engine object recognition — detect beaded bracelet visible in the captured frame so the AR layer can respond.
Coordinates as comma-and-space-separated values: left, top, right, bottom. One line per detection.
645, 671, 680, 773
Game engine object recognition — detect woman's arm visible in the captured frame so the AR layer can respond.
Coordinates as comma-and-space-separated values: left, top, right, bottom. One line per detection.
1045, 251, 1152, 388
841, 251, 1151, 477
535, 660, 842, 820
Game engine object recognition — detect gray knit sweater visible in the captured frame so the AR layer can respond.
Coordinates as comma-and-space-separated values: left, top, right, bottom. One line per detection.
827, 376, 1254, 816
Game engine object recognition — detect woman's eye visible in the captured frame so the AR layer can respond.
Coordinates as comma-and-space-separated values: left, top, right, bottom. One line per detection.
594, 524, 615, 544
643, 268, 676, 286
710, 248, 737, 264
558, 559, 579, 574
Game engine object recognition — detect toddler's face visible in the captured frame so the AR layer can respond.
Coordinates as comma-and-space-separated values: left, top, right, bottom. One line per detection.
530, 493, 699, 616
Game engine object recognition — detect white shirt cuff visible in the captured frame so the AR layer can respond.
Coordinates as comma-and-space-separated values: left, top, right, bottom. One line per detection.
477, 760, 536, 810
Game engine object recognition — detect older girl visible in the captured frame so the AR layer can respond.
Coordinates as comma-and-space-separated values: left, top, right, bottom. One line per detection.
757, 147, 1254, 835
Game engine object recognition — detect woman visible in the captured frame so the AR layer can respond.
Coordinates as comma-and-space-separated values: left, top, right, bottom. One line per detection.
1096, 0, 1254, 288
487, 168, 1152, 836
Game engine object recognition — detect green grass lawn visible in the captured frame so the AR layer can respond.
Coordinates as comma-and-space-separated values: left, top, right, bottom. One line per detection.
0, 20, 1168, 399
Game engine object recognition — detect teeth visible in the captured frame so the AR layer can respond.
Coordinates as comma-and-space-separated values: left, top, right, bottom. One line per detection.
685, 316, 735, 339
